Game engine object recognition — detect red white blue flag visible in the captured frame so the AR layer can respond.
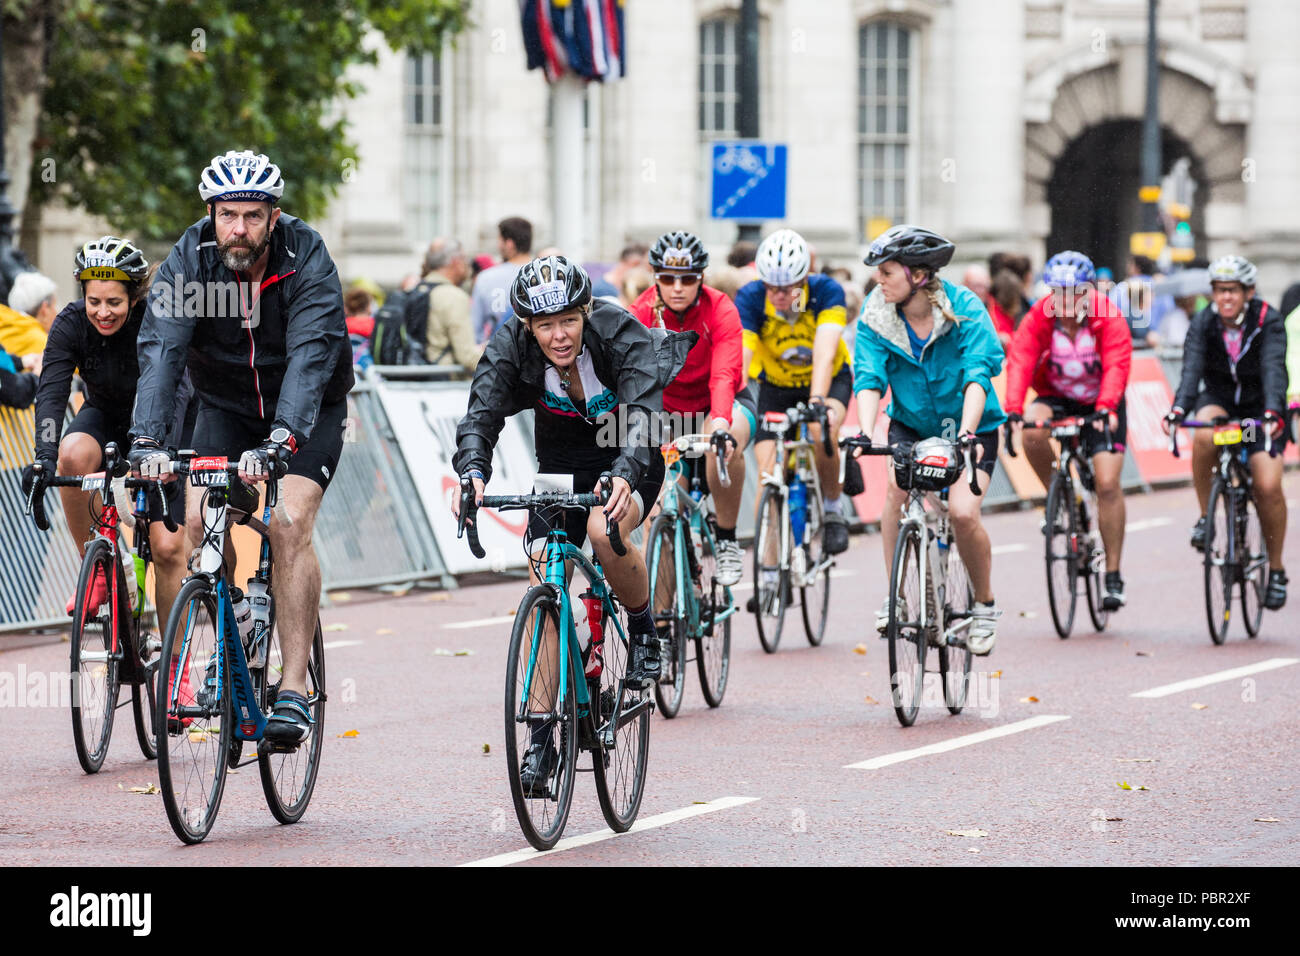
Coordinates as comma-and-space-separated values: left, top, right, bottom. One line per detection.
521, 0, 625, 83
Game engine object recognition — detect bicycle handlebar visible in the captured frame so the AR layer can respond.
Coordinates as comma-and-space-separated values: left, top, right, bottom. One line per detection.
1167, 417, 1274, 459
167, 452, 294, 528
665, 432, 733, 488
24, 441, 179, 533
839, 433, 982, 495
457, 476, 626, 560
1005, 411, 1111, 459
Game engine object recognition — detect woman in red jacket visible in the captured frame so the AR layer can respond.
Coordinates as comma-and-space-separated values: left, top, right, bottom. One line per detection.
1004, 251, 1133, 610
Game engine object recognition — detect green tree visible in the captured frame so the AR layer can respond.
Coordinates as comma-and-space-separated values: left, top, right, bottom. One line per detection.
28, 0, 468, 244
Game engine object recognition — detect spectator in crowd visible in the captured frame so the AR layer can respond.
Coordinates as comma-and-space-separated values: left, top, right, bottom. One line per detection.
350, 276, 385, 310
962, 264, 992, 310
471, 216, 533, 343
0, 359, 37, 408
1278, 281, 1300, 320
421, 237, 481, 376
704, 265, 745, 301
622, 268, 653, 306
1159, 295, 1198, 349
988, 268, 1023, 347
399, 272, 421, 292
471, 254, 496, 287
2, 271, 58, 374
1095, 266, 1116, 297
591, 243, 649, 302
1110, 254, 1173, 348
727, 240, 759, 285
344, 287, 375, 368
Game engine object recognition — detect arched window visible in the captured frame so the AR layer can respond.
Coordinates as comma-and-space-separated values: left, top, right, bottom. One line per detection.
858, 21, 915, 237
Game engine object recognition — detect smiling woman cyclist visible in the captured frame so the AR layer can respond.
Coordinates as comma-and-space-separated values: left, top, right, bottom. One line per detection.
851, 225, 1007, 655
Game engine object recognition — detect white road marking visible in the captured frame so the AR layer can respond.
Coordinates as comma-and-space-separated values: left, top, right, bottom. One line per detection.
459, 796, 760, 867
992, 543, 1028, 555
322, 640, 364, 650
844, 715, 1071, 770
1131, 658, 1299, 699
444, 615, 516, 630
1125, 517, 1173, 532
732, 568, 854, 592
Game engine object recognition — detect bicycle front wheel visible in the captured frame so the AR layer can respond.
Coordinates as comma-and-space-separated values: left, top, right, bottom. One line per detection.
938, 543, 973, 715
593, 595, 651, 832
799, 489, 832, 646
1203, 480, 1233, 645
647, 516, 686, 719
1239, 492, 1265, 638
1044, 469, 1079, 639
258, 616, 326, 824
753, 485, 788, 653
70, 538, 121, 774
505, 586, 577, 851
156, 577, 231, 844
1072, 459, 1109, 633
888, 525, 927, 727
696, 526, 731, 708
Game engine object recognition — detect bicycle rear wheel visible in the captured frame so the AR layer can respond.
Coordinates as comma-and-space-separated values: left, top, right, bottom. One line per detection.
888, 525, 927, 727
157, 577, 231, 844
70, 538, 121, 774
1072, 459, 1109, 633
505, 586, 577, 851
647, 516, 686, 719
130, 616, 161, 761
696, 527, 731, 708
593, 594, 651, 832
799, 489, 831, 646
1203, 480, 1233, 645
1044, 469, 1079, 638
938, 543, 973, 714
1239, 492, 1265, 638
753, 485, 788, 653
258, 616, 326, 824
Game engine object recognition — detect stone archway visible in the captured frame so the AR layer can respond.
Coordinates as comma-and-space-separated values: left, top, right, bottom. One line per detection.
1025, 40, 1249, 267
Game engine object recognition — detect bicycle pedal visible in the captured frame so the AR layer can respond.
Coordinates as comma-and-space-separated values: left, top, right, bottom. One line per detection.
257, 738, 303, 756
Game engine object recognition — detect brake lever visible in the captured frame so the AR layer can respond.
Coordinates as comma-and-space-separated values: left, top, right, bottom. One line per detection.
963, 439, 982, 496
599, 474, 627, 557
1004, 421, 1018, 459
711, 431, 732, 488
25, 462, 50, 532
457, 475, 486, 559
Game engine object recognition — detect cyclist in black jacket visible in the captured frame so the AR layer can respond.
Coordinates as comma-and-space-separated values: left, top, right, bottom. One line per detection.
129, 150, 352, 749
1162, 255, 1288, 609
26, 237, 192, 619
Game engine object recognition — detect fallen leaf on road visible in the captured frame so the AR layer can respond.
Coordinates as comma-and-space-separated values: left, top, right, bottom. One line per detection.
1019, 611, 1038, 619
330, 592, 351, 602
337, 729, 360, 738
375, 628, 394, 635
120, 783, 159, 794
945, 829, 988, 838
482, 743, 490, 754
187, 730, 211, 743
1135, 651, 1153, 657
1020, 696, 1039, 703
1106, 817, 1124, 822
1117, 781, 1149, 791
853, 643, 867, 655
968, 847, 980, 853
1255, 817, 1280, 823
455, 649, 474, 657
1115, 758, 1157, 763
324, 623, 348, 632
864, 695, 879, 705
426, 593, 450, 602
1192, 703, 1209, 710
390, 588, 410, 598
692, 801, 709, 805
990, 670, 1003, 679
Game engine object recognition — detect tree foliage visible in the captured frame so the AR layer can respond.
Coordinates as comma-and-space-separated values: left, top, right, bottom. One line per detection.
32, 0, 469, 242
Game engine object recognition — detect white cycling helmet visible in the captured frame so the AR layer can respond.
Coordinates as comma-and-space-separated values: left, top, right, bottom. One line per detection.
755, 228, 810, 287
1207, 254, 1257, 289
198, 150, 285, 203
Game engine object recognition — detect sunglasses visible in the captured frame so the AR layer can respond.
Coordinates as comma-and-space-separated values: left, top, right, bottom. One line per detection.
764, 283, 799, 296
656, 272, 701, 287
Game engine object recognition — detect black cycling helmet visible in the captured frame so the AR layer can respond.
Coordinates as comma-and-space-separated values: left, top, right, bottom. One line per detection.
863, 224, 955, 271
649, 231, 709, 272
509, 254, 592, 319
75, 236, 149, 284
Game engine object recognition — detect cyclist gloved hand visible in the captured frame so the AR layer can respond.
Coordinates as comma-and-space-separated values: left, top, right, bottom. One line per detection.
22, 457, 55, 497
1262, 410, 1283, 439
1094, 406, 1120, 434
1162, 407, 1185, 434
455, 469, 484, 523
240, 427, 295, 482
128, 438, 173, 480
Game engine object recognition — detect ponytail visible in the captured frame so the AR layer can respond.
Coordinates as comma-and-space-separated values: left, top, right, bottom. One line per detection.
916, 269, 959, 324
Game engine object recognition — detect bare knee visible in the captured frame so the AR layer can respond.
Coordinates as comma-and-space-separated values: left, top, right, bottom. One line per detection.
57, 434, 101, 474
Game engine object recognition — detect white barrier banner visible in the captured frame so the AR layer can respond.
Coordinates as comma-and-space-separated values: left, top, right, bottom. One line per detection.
376, 382, 536, 574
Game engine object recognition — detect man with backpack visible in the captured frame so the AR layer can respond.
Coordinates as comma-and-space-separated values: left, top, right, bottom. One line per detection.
420, 238, 480, 375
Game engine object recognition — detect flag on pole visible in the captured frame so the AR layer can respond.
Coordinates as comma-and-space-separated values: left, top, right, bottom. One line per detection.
521, 0, 625, 83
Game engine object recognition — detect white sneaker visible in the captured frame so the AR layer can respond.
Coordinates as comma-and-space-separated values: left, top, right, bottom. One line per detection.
876, 595, 901, 634
967, 601, 1002, 656
715, 539, 744, 587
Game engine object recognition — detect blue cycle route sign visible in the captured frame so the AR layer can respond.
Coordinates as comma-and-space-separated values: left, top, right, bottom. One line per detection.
710, 141, 787, 221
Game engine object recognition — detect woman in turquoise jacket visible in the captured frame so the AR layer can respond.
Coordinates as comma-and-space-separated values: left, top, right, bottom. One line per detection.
853, 225, 1007, 655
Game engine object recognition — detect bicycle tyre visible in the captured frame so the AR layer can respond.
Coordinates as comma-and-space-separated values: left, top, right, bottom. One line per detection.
1072, 458, 1109, 633
130, 612, 161, 761
504, 586, 577, 851
696, 525, 731, 708
156, 577, 231, 844
592, 593, 650, 832
258, 616, 327, 824
70, 537, 121, 774
938, 543, 973, 714
647, 515, 686, 719
799, 486, 832, 646
1203, 479, 1233, 645
753, 485, 788, 653
888, 524, 927, 727
1239, 492, 1265, 638
1044, 469, 1079, 639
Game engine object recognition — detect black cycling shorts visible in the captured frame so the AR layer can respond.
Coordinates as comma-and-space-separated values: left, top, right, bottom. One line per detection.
192, 399, 347, 492
1193, 390, 1289, 456
64, 404, 189, 522
887, 419, 999, 478
754, 365, 853, 444
1028, 395, 1128, 456
527, 458, 665, 551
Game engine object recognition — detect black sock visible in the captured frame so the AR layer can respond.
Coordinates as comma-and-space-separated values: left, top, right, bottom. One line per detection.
715, 525, 736, 542
529, 719, 551, 748
626, 601, 654, 636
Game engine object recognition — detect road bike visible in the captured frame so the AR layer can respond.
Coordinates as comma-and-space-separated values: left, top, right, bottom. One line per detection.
24, 442, 172, 772
458, 475, 652, 850
155, 451, 326, 844
1170, 418, 1272, 644
751, 402, 835, 652
646, 432, 737, 717
1005, 413, 1111, 638
843, 435, 980, 727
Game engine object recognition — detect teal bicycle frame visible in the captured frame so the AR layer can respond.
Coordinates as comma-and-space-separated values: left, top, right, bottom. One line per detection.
654, 456, 738, 640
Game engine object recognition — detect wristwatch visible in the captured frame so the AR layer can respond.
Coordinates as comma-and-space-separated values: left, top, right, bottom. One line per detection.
268, 427, 298, 455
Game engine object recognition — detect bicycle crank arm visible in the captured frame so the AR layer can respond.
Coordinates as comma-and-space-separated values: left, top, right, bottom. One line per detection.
600, 696, 655, 748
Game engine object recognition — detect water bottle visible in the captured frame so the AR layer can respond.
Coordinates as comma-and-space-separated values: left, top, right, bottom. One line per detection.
580, 588, 604, 678
120, 548, 144, 617
229, 587, 255, 657
245, 579, 271, 668
789, 476, 807, 547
